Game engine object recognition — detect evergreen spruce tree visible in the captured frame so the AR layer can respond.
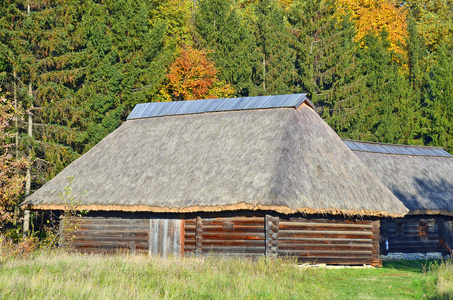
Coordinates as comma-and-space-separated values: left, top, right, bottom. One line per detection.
0, 0, 172, 188
287, 0, 360, 128
422, 42, 453, 152
195, 0, 257, 96
251, 0, 295, 95
346, 31, 422, 144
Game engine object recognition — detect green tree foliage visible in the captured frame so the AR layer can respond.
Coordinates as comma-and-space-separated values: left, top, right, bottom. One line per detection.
195, 0, 257, 96
337, 31, 422, 144
407, 0, 453, 53
251, 0, 295, 95
70, 0, 171, 150
287, 0, 359, 118
0, 0, 452, 195
406, 11, 428, 91
0, 0, 173, 189
422, 42, 453, 152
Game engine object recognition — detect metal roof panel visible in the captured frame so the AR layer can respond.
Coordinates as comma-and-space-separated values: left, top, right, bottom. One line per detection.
127, 94, 309, 120
343, 139, 453, 157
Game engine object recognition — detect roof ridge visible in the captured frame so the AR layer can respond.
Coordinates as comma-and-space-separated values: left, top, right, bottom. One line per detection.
343, 139, 453, 158
342, 138, 446, 150
127, 94, 311, 120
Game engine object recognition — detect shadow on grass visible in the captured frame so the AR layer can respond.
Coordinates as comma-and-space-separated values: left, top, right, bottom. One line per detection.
383, 259, 443, 273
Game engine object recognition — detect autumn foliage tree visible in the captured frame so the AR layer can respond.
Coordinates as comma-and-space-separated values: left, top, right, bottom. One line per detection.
336, 0, 408, 56
0, 94, 26, 228
162, 45, 235, 101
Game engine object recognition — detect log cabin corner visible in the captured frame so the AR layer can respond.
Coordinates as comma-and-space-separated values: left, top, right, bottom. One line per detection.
345, 139, 453, 259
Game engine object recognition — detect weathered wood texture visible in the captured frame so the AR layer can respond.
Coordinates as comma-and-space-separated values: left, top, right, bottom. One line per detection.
66, 213, 381, 265
266, 215, 279, 258
184, 216, 266, 258
381, 217, 448, 254
69, 217, 150, 254
278, 218, 381, 266
149, 218, 181, 257
184, 215, 380, 266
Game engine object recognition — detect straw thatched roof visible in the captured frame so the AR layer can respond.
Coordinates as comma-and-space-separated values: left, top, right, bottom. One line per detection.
345, 139, 453, 215
22, 94, 408, 217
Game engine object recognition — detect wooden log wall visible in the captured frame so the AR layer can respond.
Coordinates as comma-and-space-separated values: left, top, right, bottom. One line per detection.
183, 216, 266, 258
381, 217, 444, 254
65, 213, 382, 265
184, 215, 380, 266
69, 217, 150, 254
277, 218, 381, 266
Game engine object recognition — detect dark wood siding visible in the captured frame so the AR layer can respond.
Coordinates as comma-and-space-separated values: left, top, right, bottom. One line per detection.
183, 214, 380, 265
63, 212, 382, 265
277, 218, 381, 266
69, 217, 150, 254
184, 216, 266, 258
381, 217, 445, 254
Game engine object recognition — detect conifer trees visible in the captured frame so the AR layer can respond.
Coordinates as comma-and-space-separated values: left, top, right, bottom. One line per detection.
288, 0, 359, 117
195, 0, 256, 96
251, 0, 295, 95
422, 43, 453, 151
0, 0, 452, 219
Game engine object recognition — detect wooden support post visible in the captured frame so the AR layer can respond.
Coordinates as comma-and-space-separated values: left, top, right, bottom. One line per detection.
265, 215, 279, 258
195, 216, 203, 257
371, 220, 382, 267
180, 219, 185, 257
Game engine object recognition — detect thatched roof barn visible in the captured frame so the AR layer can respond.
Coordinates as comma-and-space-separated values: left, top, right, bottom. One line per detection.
344, 139, 453, 216
22, 94, 406, 217
22, 94, 408, 265
345, 139, 453, 255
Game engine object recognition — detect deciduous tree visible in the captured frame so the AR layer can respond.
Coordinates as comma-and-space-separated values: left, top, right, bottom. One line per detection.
162, 45, 234, 101
336, 0, 408, 56
0, 93, 26, 228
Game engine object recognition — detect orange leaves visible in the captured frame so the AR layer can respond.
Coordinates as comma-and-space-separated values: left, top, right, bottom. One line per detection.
162, 45, 234, 101
336, 0, 408, 55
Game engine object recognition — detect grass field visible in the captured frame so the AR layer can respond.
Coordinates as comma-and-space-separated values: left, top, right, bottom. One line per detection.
0, 252, 452, 299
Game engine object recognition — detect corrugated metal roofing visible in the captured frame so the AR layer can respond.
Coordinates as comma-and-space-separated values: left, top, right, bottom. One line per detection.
344, 140, 453, 157
127, 94, 310, 120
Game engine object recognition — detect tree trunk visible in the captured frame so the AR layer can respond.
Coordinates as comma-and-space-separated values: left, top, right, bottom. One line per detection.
25, 83, 33, 198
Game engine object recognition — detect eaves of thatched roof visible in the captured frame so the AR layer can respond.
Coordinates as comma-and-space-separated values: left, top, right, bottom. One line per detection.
21, 94, 408, 217
345, 139, 453, 216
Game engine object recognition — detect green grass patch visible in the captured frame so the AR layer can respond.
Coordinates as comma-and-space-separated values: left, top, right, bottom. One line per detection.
0, 253, 451, 299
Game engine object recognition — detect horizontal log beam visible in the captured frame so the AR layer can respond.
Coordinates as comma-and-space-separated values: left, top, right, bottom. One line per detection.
278, 237, 373, 244
279, 221, 373, 229
278, 249, 373, 257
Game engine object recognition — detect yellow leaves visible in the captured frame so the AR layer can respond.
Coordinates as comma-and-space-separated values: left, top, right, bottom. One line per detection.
336, 0, 408, 56
411, 0, 453, 51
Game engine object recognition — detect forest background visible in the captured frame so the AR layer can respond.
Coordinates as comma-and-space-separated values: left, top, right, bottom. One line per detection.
0, 0, 452, 229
